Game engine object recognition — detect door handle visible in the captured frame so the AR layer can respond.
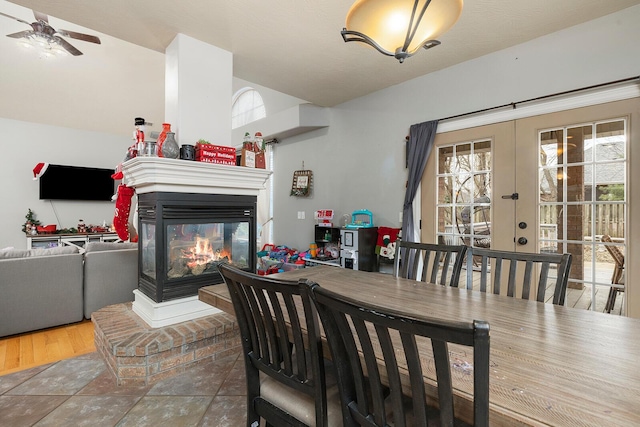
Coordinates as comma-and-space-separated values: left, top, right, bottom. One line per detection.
517, 237, 528, 245
502, 193, 519, 200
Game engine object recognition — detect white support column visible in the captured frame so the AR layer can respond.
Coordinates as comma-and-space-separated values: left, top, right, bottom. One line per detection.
165, 34, 233, 146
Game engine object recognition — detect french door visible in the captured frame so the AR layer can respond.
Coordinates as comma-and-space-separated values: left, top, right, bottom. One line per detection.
421, 98, 638, 315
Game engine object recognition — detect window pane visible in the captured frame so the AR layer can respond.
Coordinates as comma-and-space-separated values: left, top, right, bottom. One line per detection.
452, 143, 472, 173
438, 146, 453, 174
437, 176, 453, 204
567, 125, 591, 164
595, 121, 625, 161
473, 140, 491, 172
437, 207, 453, 232
540, 130, 562, 167
539, 167, 560, 202
566, 165, 589, 202
232, 88, 266, 129
437, 139, 491, 250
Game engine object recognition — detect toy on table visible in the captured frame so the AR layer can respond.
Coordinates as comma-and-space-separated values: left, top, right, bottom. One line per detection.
344, 209, 374, 229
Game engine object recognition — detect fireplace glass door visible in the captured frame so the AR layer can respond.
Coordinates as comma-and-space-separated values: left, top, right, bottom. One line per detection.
165, 221, 249, 278
137, 192, 257, 303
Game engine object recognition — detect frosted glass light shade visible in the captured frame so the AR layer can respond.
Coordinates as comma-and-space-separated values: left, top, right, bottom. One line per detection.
342, 0, 463, 62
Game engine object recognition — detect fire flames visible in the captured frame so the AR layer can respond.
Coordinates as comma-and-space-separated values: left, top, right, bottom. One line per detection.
182, 236, 231, 274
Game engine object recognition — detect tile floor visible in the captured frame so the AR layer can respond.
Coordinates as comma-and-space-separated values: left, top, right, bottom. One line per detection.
0, 351, 247, 426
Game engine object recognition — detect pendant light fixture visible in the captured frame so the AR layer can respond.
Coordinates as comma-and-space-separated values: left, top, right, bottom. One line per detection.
341, 0, 463, 63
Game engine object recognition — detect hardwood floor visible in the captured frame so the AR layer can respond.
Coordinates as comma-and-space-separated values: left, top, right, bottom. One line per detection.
0, 320, 95, 376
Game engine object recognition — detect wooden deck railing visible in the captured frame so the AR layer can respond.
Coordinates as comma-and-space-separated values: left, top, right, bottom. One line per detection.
540, 203, 624, 239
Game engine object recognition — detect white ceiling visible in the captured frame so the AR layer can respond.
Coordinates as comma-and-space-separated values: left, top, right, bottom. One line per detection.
5, 0, 640, 107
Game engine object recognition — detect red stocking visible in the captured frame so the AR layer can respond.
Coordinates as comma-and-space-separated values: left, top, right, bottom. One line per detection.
113, 184, 135, 241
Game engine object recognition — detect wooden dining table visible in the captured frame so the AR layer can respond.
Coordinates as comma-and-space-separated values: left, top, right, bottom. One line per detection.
199, 266, 640, 426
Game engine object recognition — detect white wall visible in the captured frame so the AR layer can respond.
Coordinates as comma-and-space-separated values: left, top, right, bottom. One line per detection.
271, 5, 640, 250
0, 2, 164, 249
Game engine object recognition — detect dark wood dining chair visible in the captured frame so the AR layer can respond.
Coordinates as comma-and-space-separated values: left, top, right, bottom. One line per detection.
601, 235, 625, 313
466, 247, 572, 305
393, 240, 467, 287
218, 263, 342, 427
306, 281, 490, 427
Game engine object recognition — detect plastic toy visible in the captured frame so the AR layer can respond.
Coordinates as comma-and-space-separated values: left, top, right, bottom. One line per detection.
345, 209, 374, 229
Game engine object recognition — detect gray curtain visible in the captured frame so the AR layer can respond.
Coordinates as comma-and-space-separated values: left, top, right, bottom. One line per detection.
401, 120, 438, 242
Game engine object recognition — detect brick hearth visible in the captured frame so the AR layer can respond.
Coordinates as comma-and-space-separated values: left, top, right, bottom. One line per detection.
92, 302, 241, 386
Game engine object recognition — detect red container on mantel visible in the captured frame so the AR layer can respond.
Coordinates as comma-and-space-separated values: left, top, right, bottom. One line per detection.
36, 224, 57, 234
195, 143, 237, 165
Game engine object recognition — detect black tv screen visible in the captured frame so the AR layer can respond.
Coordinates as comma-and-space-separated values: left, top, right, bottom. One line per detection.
39, 164, 115, 201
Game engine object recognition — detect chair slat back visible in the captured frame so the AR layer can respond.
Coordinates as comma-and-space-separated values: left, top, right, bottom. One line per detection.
467, 248, 572, 305
306, 282, 490, 427
218, 263, 328, 426
394, 240, 467, 287
601, 234, 624, 283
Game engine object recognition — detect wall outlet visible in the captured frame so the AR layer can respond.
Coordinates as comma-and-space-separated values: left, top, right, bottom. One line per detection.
399, 211, 403, 223
297, 211, 306, 220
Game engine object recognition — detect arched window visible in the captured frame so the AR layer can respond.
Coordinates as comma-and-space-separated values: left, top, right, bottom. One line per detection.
232, 88, 266, 129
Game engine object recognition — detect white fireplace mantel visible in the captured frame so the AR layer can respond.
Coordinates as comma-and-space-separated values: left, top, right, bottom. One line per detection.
121, 157, 271, 195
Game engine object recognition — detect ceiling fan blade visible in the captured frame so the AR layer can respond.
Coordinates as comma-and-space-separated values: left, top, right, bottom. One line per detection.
0, 11, 32, 26
6, 30, 33, 39
33, 11, 48, 23
57, 29, 101, 44
53, 35, 82, 56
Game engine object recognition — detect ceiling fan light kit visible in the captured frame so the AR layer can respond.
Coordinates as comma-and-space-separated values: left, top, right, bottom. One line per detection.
341, 0, 463, 63
0, 9, 100, 57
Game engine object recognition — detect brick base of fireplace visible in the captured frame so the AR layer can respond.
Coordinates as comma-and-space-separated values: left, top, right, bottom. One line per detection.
92, 302, 241, 386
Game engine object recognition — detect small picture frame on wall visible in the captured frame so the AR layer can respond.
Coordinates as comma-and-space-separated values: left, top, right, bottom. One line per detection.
290, 169, 312, 197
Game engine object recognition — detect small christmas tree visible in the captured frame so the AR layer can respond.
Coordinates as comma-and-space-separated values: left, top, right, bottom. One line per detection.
22, 209, 41, 234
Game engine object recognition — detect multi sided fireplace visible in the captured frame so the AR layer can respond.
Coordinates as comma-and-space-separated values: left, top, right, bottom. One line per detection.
137, 192, 256, 303
120, 157, 269, 326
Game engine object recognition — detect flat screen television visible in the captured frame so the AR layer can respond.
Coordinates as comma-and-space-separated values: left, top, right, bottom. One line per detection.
39, 164, 115, 201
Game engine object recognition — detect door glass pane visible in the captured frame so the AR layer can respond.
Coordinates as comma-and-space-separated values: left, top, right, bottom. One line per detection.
540, 129, 563, 167
437, 207, 453, 233
595, 121, 625, 160
438, 146, 453, 174
539, 119, 626, 314
567, 125, 591, 163
437, 176, 453, 204
539, 204, 558, 253
539, 168, 560, 203
473, 140, 491, 171
437, 139, 492, 249
566, 165, 590, 202
453, 143, 472, 173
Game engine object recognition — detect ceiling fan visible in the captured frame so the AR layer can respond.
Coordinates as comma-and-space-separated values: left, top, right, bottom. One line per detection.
0, 10, 100, 56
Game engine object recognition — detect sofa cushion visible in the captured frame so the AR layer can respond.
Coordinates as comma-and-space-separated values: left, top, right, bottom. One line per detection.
85, 242, 138, 253
0, 246, 79, 259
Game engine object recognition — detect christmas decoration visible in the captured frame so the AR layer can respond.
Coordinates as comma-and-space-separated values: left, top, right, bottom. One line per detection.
113, 184, 135, 241
32, 163, 49, 180
22, 209, 41, 234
